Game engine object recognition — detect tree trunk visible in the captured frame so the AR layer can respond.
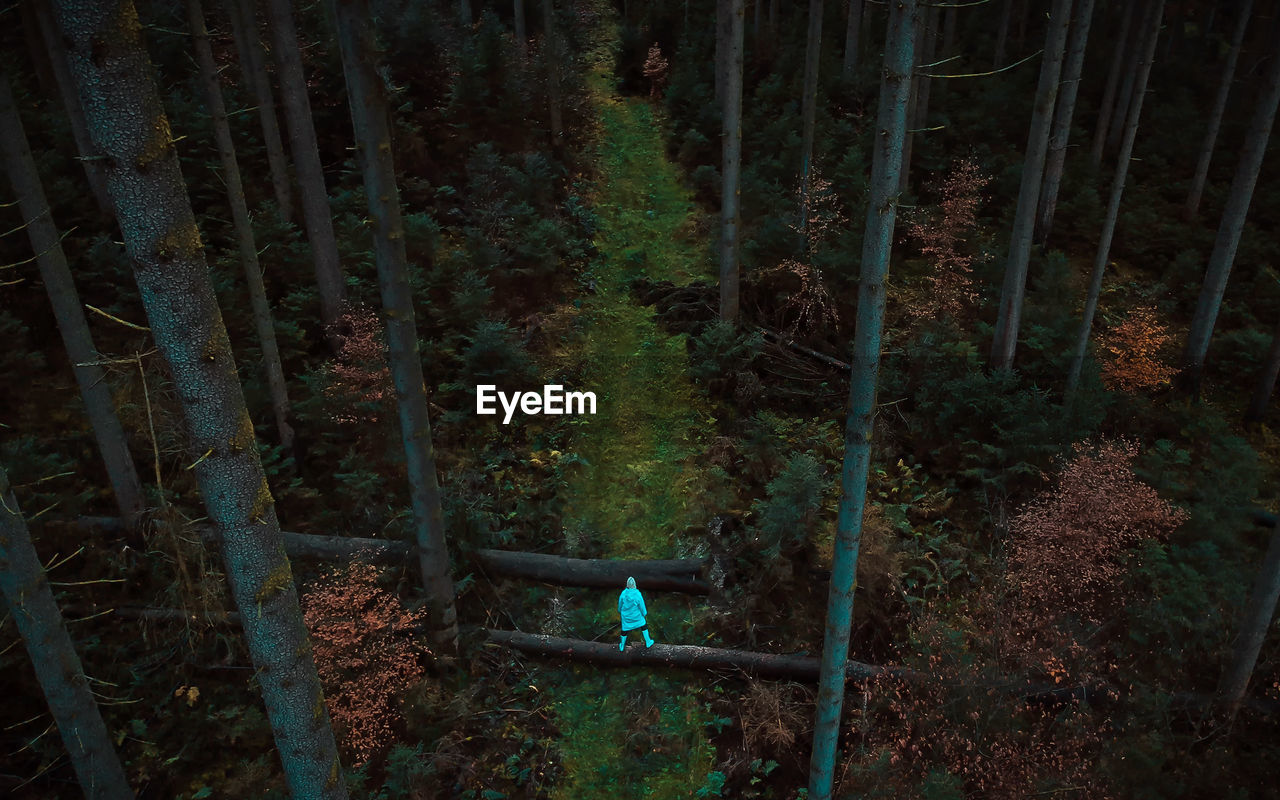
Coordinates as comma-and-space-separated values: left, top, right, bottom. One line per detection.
460, 0, 472, 27
994, 0, 1012, 68
719, 0, 744, 322
1064, 0, 1164, 402
899, 3, 937, 195
753, 0, 761, 51
799, 0, 824, 245
1180, 41, 1280, 396
19, 0, 58, 98
264, 0, 347, 334
1035, 0, 1096, 246
1103, 3, 1148, 157
514, 0, 527, 61
31, 2, 113, 215
543, 0, 563, 148
769, 0, 779, 36
201, 525, 411, 564
842, 0, 862, 79
1218, 526, 1280, 718
1184, 0, 1252, 221
1014, 0, 1028, 50
809, 2, 915, 797
486, 629, 912, 682
1245, 314, 1280, 423
188, 0, 294, 453
1089, 1, 1135, 169
716, 0, 728, 104
474, 549, 709, 593
50, 3, 348, 796
225, 0, 294, 225
989, 0, 1074, 371
332, 0, 458, 652
0, 464, 135, 800
0, 76, 145, 528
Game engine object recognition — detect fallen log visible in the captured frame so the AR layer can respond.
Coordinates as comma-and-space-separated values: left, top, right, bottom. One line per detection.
484, 629, 916, 681
474, 549, 710, 594
199, 527, 411, 565
757, 326, 851, 372
483, 630, 1134, 709
78, 517, 708, 592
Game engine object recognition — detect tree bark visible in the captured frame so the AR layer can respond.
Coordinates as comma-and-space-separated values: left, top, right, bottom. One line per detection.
188, 0, 295, 453
19, 0, 58, 98
1245, 314, 1280, 423
1089, 1, 1135, 169
1180, 40, 1280, 396
1184, 0, 1252, 221
1103, 2, 1148, 158
718, 0, 744, 322
1064, 0, 1164, 403
0, 75, 145, 528
31, 1, 114, 215
225, 0, 294, 225
899, 3, 937, 195
0, 465, 135, 800
1035, 0, 1096, 246
332, 0, 458, 652
513, 0, 527, 61
842, 0, 862, 79
50, 3, 348, 796
200, 525, 411, 564
809, 2, 914, 797
486, 629, 913, 681
989, 0, 1074, 371
474, 549, 709, 593
542, 0, 563, 148
994, 0, 1012, 68
1218, 526, 1280, 718
264, 0, 347, 334
799, 0, 824, 244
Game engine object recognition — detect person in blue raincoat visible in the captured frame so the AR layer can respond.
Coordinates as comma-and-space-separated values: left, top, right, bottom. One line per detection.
618, 576, 655, 650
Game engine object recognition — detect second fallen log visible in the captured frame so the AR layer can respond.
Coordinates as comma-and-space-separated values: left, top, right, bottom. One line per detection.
473, 549, 710, 594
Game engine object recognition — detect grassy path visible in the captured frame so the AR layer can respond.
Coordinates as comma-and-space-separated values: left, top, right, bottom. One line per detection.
541, 27, 724, 800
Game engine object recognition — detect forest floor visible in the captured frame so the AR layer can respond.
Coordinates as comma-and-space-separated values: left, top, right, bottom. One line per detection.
534, 28, 727, 800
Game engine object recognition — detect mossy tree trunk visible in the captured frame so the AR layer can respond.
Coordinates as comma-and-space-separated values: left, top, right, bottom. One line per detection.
807, 2, 915, 797
718, 0, 743, 322
1184, 0, 1252, 221
264, 0, 347, 334
50, 2, 347, 795
989, 0, 1073, 371
1064, 0, 1163, 403
225, 0, 295, 225
187, 0, 294, 452
0, 463, 134, 800
1181, 35, 1280, 396
331, 0, 458, 651
1035, 0, 1095, 246
0, 75, 144, 527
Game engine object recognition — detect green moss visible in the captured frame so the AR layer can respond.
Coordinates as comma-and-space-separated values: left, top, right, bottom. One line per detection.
541, 21, 725, 800
254, 561, 293, 617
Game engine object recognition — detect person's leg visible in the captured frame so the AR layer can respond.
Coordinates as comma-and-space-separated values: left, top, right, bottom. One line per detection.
642, 625, 654, 647
620, 627, 629, 650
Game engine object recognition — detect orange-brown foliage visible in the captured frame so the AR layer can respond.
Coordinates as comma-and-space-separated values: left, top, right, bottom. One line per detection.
905, 158, 990, 320
1007, 439, 1186, 676
1098, 306, 1178, 392
302, 562, 429, 764
325, 304, 393, 425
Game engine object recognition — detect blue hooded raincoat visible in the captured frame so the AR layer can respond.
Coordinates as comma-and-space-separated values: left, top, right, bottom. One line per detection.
618, 577, 647, 631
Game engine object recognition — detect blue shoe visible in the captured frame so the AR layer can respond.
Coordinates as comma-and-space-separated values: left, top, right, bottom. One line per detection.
643, 633, 655, 648
619, 636, 627, 651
